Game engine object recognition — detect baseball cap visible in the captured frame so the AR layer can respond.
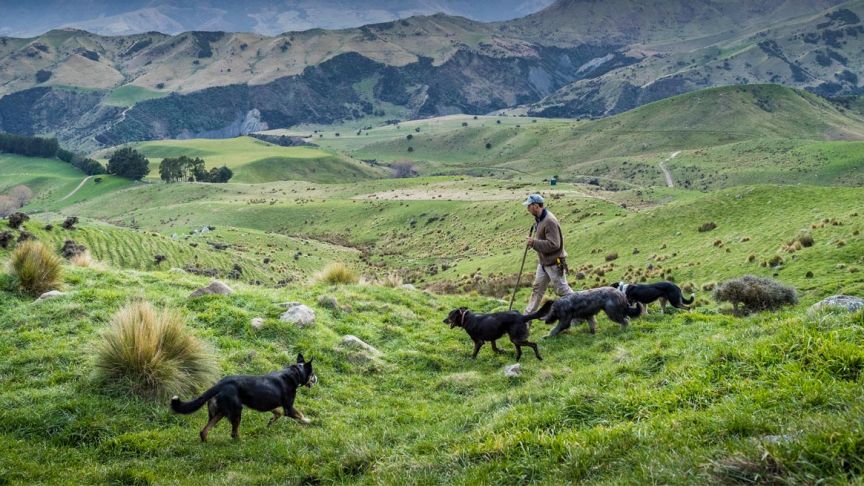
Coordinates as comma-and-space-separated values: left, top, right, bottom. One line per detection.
522, 194, 544, 206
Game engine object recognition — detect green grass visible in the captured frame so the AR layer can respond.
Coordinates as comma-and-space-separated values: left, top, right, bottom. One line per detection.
103, 85, 169, 107
128, 137, 385, 183
336, 85, 864, 180
1, 260, 863, 483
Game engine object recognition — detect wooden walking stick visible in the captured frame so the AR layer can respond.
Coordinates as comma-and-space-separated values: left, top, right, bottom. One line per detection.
509, 223, 535, 311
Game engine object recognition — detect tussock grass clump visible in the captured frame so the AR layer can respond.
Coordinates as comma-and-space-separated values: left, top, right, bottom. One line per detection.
605, 252, 618, 262
8, 240, 63, 294
316, 262, 360, 285
94, 301, 218, 399
379, 273, 404, 288
796, 232, 814, 247
714, 275, 798, 313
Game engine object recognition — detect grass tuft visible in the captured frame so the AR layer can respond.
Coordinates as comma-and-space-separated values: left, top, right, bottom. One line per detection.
8, 240, 63, 294
315, 262, 360, 285
94, 301, 218, 400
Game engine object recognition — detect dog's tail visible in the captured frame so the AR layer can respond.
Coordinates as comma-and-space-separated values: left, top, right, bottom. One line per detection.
522, 300, 554, 323
682, 293, 695, 305
170, 384, 222, 414
626, 302, 643, 318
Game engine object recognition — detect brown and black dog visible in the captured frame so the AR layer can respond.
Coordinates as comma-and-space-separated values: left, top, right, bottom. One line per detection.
443, 301, 552, 361
170, 354, 317, 441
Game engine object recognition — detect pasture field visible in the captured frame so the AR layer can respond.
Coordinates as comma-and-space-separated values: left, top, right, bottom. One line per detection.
2, 82, 864, 483
0, 260, 863, 484
125, 137, 385, 183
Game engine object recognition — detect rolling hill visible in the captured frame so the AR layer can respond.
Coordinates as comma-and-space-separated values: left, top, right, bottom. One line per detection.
2, 1, 864, 149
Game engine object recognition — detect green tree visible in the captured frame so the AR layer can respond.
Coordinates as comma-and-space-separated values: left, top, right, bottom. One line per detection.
107, 148, 150, 180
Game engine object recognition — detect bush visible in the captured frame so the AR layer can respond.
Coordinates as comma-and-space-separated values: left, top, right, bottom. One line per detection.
605, 252, 618, 262
8, 240, 63, 294
713, 275, 798, 313
94, 301, 218, 400
62, 217, 79, 230
0, 231, 12, 248
315, 262, 359, 285
60, 239, 86, 259
797, 232, 815, 247
7, 211, 29, 229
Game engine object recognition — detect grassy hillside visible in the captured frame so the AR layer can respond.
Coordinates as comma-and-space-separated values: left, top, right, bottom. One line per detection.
128, 137, 385, 183
344, 85, 864, 182
1, 259, 863, 484
103, 85, 169, 107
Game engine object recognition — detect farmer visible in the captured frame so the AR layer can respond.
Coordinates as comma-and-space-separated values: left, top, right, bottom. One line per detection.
523, 194, 572, 313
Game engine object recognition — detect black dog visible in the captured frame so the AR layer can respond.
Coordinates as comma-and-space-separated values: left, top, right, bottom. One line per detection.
542, 288, 642, 336
170, 354, 317, 442
443, 301, 553, 360
611, 281, 694, 313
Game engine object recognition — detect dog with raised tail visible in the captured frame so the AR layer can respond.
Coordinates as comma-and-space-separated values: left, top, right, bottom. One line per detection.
611, 281, 694, 314
443, 301, 553, 361
541, 287, 642, 336
170, 353, 316, 442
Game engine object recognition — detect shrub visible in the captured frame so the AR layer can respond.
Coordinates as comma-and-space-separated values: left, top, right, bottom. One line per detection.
713, 275, 798, 313
60, 239, 86, 259
316, 262, 359, 285
0, 231, 12, 249
94, 301, 218, 399
70, 250, 97, 268
7, 211, 29, 229
8, 240, 63, 294
605, 252, 618, 262
698, 222, 717, 232
62, 216, 79, 230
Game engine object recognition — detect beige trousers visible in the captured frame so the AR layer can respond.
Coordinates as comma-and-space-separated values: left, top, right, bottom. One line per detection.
525, 263, 573, 313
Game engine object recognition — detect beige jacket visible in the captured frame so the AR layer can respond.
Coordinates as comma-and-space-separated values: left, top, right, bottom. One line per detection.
531, 209, 567, 266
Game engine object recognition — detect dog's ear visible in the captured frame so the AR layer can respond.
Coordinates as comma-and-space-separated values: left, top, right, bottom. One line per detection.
297, 353, 305, 363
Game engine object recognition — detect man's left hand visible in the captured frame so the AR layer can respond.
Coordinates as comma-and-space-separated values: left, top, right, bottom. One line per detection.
526, 237, 534, 247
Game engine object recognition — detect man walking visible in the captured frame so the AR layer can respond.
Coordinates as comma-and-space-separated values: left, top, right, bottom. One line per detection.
523, 194, 572, 313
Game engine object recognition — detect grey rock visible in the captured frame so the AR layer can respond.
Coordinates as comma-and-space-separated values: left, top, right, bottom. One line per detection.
810, 295, 864, 313
341, 335, 381, 356
280, 304, 316, 327
503, 363, 522, 377
250, 317, 265, 329
36, 290, 66, 301
189, 280, 233, 298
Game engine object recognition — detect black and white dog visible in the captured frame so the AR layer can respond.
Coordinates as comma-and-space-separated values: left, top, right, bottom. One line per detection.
541, 287, 642, 336
611, 281, 694, 314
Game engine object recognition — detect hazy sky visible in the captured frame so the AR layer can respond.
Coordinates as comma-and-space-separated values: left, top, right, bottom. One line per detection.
0, 0, 554, 37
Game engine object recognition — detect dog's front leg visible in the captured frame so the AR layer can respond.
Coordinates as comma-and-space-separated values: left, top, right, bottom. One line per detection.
587, 316, 597, 334
289, 407, 311, 424
268, 409, 282, 427
471, 339, 484, 359
547, 319, 571, 338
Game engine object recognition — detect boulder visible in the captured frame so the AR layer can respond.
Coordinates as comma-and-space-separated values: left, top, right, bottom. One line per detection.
400, 284, 417, 291
810, 295, 864, 313
279, 304, 316, 327
36, 290, 66, 301
503, 363, 522, 377
340, 335, 381, 360
250, 317, 265, 330
189, 280, 233, 298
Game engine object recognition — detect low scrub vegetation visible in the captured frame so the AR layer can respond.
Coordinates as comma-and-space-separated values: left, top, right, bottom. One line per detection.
93, 301, 218, 399
713, 275, 798, 313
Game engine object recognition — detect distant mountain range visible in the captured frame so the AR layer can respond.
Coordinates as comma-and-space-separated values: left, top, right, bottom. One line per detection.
0, 0, 553, 37
1, 0, 862, 150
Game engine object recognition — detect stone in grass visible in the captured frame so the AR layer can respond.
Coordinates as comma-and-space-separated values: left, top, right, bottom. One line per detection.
36, 290, 66, 301
189, 280, 233, 298
810, 295, 864, 313
250, 317, 265, 330
503, 363, 521, 377
339, 335, 382, 364
279, 304, 316, 327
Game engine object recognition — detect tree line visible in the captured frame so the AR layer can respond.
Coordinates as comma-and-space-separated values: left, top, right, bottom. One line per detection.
1, 132, 105, 175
